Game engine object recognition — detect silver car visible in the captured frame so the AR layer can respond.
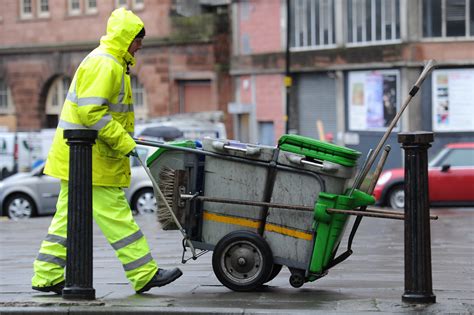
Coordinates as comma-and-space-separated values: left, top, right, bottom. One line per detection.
0, 145, 157, 220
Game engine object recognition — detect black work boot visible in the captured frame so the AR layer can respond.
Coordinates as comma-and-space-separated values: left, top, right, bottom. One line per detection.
136, 268, 183, 294
32, 280, 65, 295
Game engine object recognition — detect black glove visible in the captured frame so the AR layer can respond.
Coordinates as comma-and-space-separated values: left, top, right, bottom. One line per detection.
127, 149, 138, 157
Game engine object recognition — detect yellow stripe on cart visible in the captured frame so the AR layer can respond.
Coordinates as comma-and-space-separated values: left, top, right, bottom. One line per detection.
203, 211, 313, 241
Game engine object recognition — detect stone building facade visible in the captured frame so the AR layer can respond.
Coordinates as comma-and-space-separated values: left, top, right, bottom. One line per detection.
0, 0, 232, 133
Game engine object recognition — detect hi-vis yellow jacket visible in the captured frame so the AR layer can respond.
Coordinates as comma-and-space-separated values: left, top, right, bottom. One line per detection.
44, 8, 144, 187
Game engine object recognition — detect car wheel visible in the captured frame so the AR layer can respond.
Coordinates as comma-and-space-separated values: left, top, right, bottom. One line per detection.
387, 185, 405, 210
4, 193, 36, 220
132, 188, 156, 214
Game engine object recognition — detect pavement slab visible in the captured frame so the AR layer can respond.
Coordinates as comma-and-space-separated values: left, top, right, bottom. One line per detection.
0, 207, 473, 314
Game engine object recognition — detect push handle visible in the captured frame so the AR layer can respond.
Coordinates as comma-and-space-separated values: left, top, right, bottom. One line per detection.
287, 155, 338, 173
212, 141, 262, 156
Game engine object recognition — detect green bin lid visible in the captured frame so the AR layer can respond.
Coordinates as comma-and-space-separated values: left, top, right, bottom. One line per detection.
146, 140, 196, 167
278, 134, 361, 167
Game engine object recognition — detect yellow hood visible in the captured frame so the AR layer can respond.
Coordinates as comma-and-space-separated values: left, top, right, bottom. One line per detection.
99, 7, 144, 64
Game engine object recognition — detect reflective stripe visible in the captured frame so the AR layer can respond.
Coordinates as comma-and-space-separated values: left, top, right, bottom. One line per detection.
110, 230, 144, 251
66, 91, 78, 103
109, 103, 133, 113
77, 97, 109, 107
118, 71, 125, 104
90, 114, 112, 130
58, 114, 111, 132
89, 52, 121, 66
123, 253, 153, 271
36, 253, 66, 267
58, 119, 87, 130
44, 234, 67, 247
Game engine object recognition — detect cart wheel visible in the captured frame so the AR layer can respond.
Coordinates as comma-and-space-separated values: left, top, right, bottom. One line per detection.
212, 230, 273, 292
265, 264, 283, 283
289, 268, 305, 288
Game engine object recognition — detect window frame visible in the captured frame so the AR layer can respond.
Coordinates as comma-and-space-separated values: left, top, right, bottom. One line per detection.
68, 0, 82, 16
132, 0, 144, 10
290, 0, 337, 51
421, 0, 473, 40
115, 0, 128, 9
0, 79, 14, 114
20, 0, 34, 19
37, 0, 50, 18
346, 0, 402, 47
46, 76, 70, 116
85, 0, 98, 14
131, 75, 148, 120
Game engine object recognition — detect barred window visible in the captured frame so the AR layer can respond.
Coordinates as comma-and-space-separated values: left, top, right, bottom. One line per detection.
20, 0, 33, 19
39, 0, 49, 15
347, 0, 401, 44
423, 0, 474, 38
290, 0, 336, 50
0, 79, 13, 114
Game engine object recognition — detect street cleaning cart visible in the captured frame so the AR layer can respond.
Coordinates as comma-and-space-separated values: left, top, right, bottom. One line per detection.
134, 60, 438, 292
140, 134, 375, 291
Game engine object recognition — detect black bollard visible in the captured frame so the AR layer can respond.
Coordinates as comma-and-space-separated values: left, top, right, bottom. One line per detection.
62, 129, 97, 300
398, 131, 436, 304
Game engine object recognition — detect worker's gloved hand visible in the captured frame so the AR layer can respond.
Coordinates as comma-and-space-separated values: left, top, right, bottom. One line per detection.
126, 149, 139, 157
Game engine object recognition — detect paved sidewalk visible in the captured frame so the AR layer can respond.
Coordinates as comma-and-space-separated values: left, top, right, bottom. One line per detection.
0, 208, 473, 314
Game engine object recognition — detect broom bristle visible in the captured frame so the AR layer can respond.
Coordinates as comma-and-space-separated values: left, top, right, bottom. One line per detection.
157, 167, 179, 230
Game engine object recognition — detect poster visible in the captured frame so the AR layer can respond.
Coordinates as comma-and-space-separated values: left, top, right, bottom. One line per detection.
348, 70, 399, 131
432, 69, 474, 132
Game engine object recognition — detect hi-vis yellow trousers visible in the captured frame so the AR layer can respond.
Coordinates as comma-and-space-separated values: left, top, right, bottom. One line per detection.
32, 180, 158, 291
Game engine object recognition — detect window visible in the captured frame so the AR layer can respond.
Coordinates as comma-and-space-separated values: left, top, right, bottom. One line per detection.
116, 0, 128, 8
20, 0, 33, 19
0, 80, 13, 114
85, 0, 98, 14
132, 0, 144, 10
46, 76, 70, 115
38, 0, 49, 17
258, 122, 275, 146
290, 0, 336, 50
131, 76, 147, 120
423, 0, 474, 38
441, 148, 474, 167
347, 0, 400, 44
68, 0, 81, 15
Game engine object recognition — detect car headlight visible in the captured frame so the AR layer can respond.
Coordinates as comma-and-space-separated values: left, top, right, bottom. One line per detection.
376, 171, 392, 186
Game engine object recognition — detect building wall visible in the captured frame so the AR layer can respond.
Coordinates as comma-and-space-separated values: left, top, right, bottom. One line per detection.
236, 0, 282, 54
0, 0, 171, 46
0, 0, 232, 133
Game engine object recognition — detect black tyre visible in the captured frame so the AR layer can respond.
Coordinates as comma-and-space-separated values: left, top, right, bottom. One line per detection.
132, 188, 156, 214
4, 193, 36, 220
387, 185, 404, 210
265, 264, 283, 283
212, 230, 274, 292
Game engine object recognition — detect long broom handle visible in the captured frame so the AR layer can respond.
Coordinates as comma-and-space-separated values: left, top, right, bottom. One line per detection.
135, 155, 197, 257
352, 60, 437, 191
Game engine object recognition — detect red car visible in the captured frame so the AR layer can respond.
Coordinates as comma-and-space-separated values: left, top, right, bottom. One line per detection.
373, 142, 474, 209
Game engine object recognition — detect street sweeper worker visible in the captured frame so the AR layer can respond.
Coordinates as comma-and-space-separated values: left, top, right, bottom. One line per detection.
31, 7, 182, 295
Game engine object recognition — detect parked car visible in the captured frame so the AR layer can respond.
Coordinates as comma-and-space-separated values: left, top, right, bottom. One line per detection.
0, 145, 157, 220
373, 142, 474, 209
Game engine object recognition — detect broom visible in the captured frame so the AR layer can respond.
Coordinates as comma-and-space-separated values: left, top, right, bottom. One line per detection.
156, 166, 188, 231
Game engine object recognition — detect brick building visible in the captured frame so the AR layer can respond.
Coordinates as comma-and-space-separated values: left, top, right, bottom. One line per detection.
0, 0, 232, 133
230, 0, 474, 168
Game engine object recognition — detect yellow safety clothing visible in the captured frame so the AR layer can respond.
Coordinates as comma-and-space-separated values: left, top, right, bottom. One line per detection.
33, 8, 159, 293
44, 7, 144, 187
32, 181, 159, 291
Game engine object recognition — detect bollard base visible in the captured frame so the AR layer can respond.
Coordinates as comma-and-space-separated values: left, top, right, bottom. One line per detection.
62, 287, 96, 300
402, 292, 436, 304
